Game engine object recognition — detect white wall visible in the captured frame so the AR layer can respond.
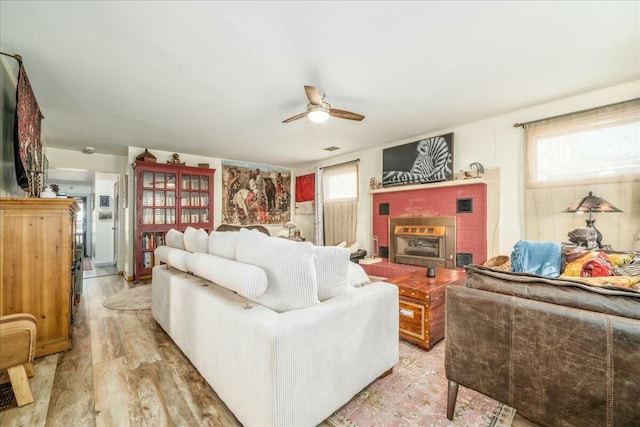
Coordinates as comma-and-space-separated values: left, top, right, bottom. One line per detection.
293, 80, 640, 256
94, 173, 119, 265
46, 148, 125, 174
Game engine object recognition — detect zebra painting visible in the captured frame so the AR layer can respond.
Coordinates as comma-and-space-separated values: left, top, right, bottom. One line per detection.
382, 133, 454, 187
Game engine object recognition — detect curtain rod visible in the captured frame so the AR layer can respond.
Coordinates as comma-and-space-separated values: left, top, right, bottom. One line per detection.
0, 52, 22, 64
320, 158, 360, 171
513, 98, 640, 128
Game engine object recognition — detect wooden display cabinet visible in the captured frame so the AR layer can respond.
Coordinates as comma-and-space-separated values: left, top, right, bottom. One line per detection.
0, 198, 80, 357
133, 161, 215, 281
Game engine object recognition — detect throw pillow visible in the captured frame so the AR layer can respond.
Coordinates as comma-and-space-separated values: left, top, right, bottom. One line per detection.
183, 226, 208, 253
313, 245, 351, 301
165, 229, 185, 250
236, 228, 319, 312
208, 231, 239, 260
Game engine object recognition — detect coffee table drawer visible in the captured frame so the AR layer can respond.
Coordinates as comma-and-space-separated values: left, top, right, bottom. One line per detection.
399, 299, 426, 340
398, 286, 430, 304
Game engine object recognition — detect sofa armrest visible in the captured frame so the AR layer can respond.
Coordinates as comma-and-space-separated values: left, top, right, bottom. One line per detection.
0, 313, 37, 370
271, 282, 399, 426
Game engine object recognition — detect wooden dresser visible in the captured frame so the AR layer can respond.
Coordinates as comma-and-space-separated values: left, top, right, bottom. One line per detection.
386, 267, 466, 350
0, 198, 80, 357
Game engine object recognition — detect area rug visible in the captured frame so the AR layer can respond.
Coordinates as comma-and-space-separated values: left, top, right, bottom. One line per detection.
103, 285, 151, 310
327, 340, 516, 427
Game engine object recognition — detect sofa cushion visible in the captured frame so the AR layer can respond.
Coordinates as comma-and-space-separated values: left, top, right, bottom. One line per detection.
186, 253, 268, 298
314, 245, 351, 300
236, 228, 319, 312
165, 229, 185, 250
208, 231, 239, 260
183, 226, 208, 253
154, 246, 190, 272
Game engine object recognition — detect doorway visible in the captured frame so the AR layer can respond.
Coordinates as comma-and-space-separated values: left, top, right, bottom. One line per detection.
73, 196, 87, 255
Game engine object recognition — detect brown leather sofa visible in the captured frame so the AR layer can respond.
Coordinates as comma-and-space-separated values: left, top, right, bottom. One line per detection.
445, 265, 640, 427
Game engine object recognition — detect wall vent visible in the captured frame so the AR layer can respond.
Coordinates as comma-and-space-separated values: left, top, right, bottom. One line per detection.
456, 198, 473, 213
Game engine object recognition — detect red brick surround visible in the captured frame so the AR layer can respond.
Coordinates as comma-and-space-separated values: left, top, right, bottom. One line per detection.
372, 183, 487, 267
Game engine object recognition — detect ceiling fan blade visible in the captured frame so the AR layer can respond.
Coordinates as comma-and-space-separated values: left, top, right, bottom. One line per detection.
282, 111, 308, 123
304, 85, 323, 106
330, 108, 365, 121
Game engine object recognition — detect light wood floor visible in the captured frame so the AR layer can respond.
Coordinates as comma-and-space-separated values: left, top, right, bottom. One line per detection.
1, 272, 244, 427
1, 271, 537, 427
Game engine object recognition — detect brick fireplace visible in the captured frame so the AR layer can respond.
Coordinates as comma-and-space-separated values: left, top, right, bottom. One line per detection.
372, 182, 487, 269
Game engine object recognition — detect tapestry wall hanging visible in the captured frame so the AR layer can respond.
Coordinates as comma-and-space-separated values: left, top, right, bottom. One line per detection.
14, 63, 44, 196
221, 160, 291, 225
382, 132, 454, 187
295, 173, 315, 215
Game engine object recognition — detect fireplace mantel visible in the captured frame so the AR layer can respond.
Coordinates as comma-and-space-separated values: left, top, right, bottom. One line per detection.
370, 177, 489, 194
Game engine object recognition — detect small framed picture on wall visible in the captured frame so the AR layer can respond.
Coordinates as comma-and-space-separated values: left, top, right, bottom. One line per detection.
100, 195, 109, 207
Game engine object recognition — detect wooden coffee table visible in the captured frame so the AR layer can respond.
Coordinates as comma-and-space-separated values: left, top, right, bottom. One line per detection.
386, 267, 466, 350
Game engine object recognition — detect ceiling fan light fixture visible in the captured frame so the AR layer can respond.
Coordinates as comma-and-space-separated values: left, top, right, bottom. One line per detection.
307, 105, 330, 123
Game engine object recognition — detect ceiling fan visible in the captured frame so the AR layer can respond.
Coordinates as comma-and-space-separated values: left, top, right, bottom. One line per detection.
282, 85, 365, 124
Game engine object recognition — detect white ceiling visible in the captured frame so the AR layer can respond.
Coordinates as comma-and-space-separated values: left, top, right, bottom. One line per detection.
1, 1, 639, 169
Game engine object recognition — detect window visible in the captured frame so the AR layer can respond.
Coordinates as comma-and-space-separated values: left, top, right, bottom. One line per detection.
323, 161, 359, 201
320, 160, 359, 246
525, 99, 640, 187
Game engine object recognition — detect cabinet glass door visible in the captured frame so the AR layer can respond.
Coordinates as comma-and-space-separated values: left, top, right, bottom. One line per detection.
179, 173, 210, 227
142, 172, 177, 225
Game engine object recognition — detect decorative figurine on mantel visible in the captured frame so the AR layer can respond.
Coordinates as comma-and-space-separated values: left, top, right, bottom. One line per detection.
470, 162, 485, 178
167, 153, 185, 165
369, 177, 383, 190
455, 162, 485, 180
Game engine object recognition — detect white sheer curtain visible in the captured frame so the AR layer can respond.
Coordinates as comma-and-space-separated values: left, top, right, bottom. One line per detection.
321, 161, 359, 246
314, 167, 324, 246
524, 99, 640, 188
522, 99, 640, 249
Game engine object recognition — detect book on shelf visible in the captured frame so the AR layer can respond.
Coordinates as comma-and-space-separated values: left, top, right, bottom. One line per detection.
142, 233, 154, 250
142, 252, 153, 269
155, 233, 165, 248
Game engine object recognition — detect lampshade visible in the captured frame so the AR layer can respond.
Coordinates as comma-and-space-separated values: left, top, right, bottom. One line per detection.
308, 106, 330, 123
563, 191, 622, 213
563, 191, 622, 249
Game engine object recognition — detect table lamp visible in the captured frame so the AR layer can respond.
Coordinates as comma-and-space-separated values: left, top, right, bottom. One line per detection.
563, 191, 622, 248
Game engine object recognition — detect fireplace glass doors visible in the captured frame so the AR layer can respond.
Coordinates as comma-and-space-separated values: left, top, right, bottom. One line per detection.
388, 217, 456, 269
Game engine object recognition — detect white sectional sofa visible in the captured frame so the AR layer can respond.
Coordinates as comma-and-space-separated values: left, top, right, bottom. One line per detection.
151, 227, 399, 427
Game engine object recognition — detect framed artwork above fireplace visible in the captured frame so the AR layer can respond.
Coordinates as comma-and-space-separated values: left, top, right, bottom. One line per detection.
382, 132, 454, 187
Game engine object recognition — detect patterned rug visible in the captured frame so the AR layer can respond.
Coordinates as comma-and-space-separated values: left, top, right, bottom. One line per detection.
103, 285, 151, 310
327, 340, 515, 427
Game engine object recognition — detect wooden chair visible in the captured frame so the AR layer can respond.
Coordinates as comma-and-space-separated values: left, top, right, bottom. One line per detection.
0, 313, 37, 407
